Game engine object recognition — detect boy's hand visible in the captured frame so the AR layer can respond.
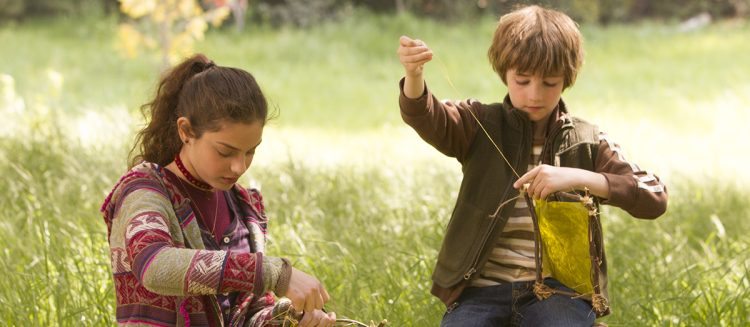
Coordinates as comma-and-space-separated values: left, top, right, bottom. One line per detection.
398, 35, 433, 78
298, 309, 336, 327
513, 165, 609, 200
285, 268, 330, 318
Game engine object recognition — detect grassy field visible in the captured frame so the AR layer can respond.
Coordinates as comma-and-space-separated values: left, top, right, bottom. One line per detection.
1, 12, 749, 326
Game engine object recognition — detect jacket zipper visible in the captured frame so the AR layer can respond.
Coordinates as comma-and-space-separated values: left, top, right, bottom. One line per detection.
464, 178, 517, 281
463, 121, 527, 281
540, 117, 570, 166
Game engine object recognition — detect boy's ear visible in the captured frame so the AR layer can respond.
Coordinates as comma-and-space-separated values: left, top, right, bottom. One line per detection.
176, 117, 195, 141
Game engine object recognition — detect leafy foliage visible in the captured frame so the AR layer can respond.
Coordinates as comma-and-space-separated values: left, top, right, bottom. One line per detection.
116, 0, 230, 68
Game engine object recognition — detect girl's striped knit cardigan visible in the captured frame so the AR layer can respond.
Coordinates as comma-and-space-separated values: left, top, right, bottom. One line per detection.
101, 162, 285, 326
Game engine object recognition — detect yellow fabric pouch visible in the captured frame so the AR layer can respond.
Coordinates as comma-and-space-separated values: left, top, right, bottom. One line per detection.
534, 199, 594, 296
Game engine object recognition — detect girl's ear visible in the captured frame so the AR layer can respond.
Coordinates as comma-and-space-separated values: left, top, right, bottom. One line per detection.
176, 117, 195, 143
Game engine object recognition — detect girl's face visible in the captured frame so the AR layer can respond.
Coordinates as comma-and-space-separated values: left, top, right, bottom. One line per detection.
179, 120, 263, 191
506, 69, 564, 122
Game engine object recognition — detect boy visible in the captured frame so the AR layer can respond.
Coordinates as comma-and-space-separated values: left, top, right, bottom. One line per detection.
397, 5, 667, 326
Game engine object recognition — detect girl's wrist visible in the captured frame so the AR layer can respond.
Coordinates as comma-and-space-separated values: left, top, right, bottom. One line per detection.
275, 258, 292, 296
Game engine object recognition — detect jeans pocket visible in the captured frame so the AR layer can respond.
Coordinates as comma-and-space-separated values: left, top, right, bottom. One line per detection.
446, 301, 460, 313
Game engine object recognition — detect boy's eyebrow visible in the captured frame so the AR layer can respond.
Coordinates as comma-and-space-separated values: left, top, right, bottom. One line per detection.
516, 72, 563, 79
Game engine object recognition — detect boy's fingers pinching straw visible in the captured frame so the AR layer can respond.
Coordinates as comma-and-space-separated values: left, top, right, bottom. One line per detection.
400, 35, 424, 47
399, 35, 414, 46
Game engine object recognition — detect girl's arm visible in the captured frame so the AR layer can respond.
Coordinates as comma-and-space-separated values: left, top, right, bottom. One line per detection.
112, 188, 286, 296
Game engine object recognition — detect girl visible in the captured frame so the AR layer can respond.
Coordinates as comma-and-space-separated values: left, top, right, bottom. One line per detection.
102, 54, 336, 327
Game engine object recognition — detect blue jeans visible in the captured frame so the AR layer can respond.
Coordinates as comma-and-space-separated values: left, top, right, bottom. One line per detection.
440, 278, 596, 327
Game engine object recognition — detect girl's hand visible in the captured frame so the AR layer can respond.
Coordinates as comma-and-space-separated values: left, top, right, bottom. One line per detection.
298, 309, 336, 327
397, 35, 433, 78
285, 268, 330, 318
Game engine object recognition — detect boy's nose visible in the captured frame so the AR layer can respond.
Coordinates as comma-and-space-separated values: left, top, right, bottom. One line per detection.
529, 85, 544, 101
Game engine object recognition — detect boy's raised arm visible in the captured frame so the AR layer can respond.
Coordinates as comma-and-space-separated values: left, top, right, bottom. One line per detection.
398, 35, 432, 99
397, 36, 481, 161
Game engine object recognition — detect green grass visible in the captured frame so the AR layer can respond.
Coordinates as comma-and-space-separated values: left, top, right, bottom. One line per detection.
0, 127, 117, 325
1, 133, 748, 325
1, 12, 749, 326
2, 14, 748, 130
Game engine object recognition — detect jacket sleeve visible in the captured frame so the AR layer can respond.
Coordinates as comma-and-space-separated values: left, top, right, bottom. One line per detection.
398, 78, 480, 162
112, 188, 288, 296
595, 132, 668, 219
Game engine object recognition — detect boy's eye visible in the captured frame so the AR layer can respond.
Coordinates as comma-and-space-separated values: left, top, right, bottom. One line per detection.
515, 79, 530, 85
543, 82, 559, 87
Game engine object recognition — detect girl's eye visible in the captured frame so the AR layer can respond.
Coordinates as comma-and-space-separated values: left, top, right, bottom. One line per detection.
218, 151, 232, 158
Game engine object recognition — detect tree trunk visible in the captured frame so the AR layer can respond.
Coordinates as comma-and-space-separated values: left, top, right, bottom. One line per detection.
395, 0, 405, 14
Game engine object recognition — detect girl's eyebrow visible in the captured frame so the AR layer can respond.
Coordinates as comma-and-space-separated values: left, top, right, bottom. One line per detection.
217, 140, 263, 151
217, 141, 240, 151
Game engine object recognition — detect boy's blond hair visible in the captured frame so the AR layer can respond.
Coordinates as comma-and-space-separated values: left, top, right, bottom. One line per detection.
488, 5, 584, 89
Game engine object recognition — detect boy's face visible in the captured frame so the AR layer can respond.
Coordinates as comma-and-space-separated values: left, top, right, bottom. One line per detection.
506, 69, 564, 122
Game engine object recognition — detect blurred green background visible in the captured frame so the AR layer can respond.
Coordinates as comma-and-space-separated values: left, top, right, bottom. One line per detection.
1, 0, 749, 326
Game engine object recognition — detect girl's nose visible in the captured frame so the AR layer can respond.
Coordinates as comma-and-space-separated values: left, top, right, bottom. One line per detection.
231, 157, 246, 175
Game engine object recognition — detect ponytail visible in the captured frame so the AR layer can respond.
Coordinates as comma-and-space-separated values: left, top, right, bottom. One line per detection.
129, 54, 268, 168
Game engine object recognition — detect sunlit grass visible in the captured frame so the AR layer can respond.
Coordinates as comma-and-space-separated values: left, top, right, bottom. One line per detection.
1, 12, 749, 326
3, 13, 748, 180
3, 130, 747, 325
600, 178, 750, 325
2, 13, 748, 130
0, 138, 118, 325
